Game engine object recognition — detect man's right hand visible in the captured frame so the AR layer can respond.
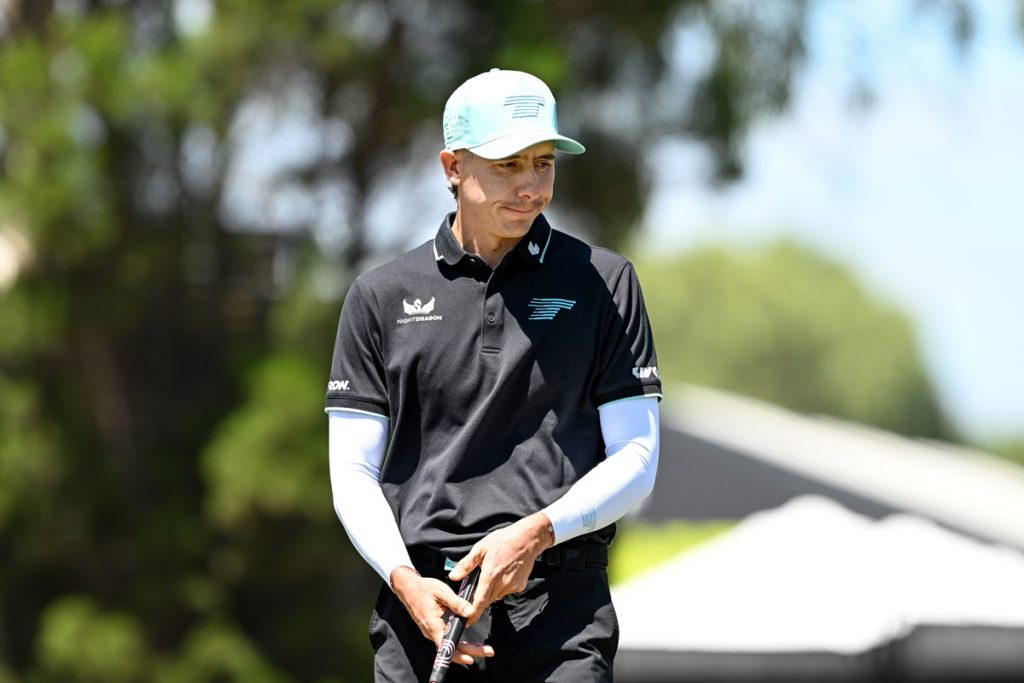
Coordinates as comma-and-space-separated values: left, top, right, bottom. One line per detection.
389, 565, 495, 667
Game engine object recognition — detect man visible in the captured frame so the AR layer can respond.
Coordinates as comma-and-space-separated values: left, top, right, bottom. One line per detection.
326, 68, 661, 681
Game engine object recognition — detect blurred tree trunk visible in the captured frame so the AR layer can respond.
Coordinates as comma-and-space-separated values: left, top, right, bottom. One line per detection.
1, 0, 53, 35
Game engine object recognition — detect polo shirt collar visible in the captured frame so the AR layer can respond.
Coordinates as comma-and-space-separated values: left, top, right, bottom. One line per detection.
514, 213, 553, 265
432, 212, 554, 267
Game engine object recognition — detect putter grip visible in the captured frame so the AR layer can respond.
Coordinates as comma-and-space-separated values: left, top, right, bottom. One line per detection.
428, 567, 481, 683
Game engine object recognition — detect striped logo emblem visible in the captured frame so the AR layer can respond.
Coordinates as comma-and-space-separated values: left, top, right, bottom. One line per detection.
505, 95, 545, 118
528, 297, 575, 321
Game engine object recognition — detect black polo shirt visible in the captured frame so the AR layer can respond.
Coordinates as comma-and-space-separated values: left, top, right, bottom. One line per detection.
326, 212, 661, 556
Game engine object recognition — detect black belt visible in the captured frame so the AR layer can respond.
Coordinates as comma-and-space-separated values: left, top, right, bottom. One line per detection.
410, 540, 608, 574
536, 542, 608, 571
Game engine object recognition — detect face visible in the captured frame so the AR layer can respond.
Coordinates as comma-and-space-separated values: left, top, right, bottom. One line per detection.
441, 141, 556, 241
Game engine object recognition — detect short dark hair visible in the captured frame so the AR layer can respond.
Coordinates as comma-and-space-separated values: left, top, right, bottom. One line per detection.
448, 183, 458, 199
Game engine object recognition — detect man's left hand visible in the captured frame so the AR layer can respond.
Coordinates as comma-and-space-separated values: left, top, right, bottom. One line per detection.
448, 512, 555, 625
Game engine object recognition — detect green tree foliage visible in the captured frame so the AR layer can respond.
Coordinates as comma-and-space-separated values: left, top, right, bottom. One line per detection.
36, 596, 149, 683
0, 1, 817, 679
634, 241, 951, 439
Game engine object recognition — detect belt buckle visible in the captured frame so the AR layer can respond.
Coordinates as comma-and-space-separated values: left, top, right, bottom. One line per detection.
539, 546, 587, 571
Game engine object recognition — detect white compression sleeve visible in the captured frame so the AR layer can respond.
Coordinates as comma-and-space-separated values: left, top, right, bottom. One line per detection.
541, 396, 660, 544
328, 410, 412, 585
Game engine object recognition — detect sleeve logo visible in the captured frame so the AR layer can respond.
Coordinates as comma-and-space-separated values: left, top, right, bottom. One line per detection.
632, 366, 659, 379
327, 380, 350, 391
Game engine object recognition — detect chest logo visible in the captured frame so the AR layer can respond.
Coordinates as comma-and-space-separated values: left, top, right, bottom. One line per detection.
398, 296, 442, 324
528, 297, 576, 321
527, 241, 540, 256
403, 297, 435, 315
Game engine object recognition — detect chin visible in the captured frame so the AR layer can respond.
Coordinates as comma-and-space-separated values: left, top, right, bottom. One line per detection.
501, 219, 535, 237
500, 210, 538, 230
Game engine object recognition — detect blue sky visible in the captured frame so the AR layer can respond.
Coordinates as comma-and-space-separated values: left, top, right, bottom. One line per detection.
643, 0, 1024, 441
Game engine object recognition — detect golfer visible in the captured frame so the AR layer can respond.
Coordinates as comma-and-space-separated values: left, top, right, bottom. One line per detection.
326, 68, 662, 681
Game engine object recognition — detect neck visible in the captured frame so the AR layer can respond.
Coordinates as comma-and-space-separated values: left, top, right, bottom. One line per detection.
451, 212, 521, 269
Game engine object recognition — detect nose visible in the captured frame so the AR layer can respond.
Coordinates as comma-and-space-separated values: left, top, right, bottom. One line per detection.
517, 169, 542, 200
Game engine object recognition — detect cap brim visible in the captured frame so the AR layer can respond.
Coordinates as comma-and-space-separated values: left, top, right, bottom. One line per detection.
467, 131, 585, 159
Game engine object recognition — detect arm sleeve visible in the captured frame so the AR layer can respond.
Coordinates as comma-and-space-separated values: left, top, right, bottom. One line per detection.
541, 396, 660, 543
592, 261, 662, 405
328, 409, 411, 584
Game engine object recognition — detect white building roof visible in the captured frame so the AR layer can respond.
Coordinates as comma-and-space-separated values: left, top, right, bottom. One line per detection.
666, 385, 1024, 548
612, 495, 1024, 655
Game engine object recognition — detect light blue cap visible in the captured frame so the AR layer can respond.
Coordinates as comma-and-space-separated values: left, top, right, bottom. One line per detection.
442, 68, 586, 160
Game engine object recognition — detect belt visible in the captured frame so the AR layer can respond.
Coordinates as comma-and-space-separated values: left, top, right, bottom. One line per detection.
536, 542, 608, 571
410, 540, 608, 574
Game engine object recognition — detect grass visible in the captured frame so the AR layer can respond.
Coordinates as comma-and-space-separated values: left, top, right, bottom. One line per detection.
608, 519, 738, 585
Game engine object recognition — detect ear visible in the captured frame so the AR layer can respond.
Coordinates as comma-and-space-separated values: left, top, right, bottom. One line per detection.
440, 149, 461, 188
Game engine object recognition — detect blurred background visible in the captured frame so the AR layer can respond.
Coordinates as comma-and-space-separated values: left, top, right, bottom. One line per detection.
1, 1, 1022, 681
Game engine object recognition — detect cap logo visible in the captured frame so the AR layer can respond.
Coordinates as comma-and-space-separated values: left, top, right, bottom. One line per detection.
504, 95, 545, 119
445, 113, 470, 143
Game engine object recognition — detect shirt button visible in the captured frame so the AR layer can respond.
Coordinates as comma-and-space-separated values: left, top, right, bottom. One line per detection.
486, 313, 496, 324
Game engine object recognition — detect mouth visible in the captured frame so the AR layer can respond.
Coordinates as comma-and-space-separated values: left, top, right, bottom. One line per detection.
502, 205, 536, 215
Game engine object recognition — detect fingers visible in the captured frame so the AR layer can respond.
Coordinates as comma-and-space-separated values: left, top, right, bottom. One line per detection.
449, 546, 502, 624
457, 640, 495, 660
461, 575, 491, 625
436, 585, 473, 619
401, 579, 468, 645
428, 614, 495, 668
451, 651, 476, 667
439, 640, 494, 667
448, 546, 482, 582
